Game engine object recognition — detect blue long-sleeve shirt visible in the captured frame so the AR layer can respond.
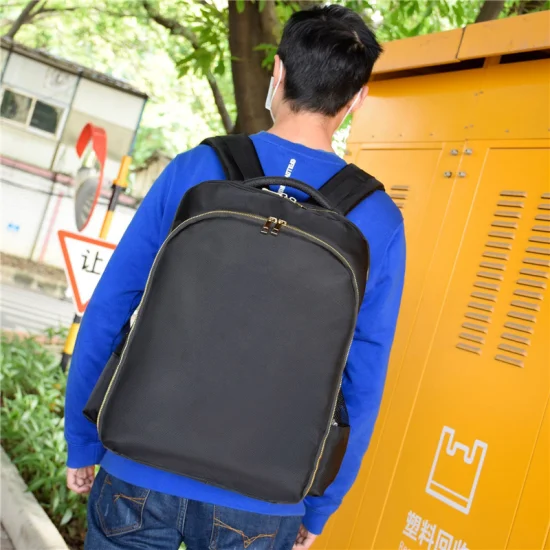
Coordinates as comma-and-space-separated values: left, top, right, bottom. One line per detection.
65, 131, 405, 535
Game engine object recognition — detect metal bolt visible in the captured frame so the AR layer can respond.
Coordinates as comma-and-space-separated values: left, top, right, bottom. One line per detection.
458, 171, 467, 178
444, 171, 453, 178
451, 149, 459, 156
465, 148, 473, 155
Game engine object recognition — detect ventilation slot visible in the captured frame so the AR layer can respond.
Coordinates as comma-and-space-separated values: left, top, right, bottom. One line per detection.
495, 211, 521, 219
390, 185, 409, 210
498, 191, 549, 368
457, 191, 524, 355
529, 235, 550, 244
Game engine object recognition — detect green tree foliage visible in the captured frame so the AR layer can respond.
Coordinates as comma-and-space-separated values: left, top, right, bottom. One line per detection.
1, 0, 547, 166
1, 0, 234, 166
370, 0, 547, 41
375, 0, 486, 40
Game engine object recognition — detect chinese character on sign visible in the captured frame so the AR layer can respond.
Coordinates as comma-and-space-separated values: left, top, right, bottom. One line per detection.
402, 510, 469, 550
403, 511, 422, 541
435, 529, 454, 550
419, 520, 437, 549
58, 230, 116, 314
81, 249, 103, 275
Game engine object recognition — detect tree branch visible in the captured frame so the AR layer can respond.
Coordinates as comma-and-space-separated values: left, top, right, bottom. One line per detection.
475, 0, 506, 22
2, 1, 82, 37
3, 0, 39, 38
142, 1, 200, 47
35, 6, 77, 14
29, 6, 79, 22
142, 0, 233, 134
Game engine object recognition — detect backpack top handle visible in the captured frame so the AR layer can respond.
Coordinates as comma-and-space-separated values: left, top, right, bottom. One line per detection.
244, 176, 335, 211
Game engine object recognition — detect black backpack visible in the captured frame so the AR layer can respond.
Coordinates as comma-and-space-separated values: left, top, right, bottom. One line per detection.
84, 135, 384, 503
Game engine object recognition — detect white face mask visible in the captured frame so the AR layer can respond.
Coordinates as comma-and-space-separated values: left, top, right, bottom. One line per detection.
265, 60, 284, 122
338, 90, 361, 129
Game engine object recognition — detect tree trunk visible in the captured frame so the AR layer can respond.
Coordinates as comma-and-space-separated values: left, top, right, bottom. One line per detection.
228, 1, 279, 134
3, 0, 41, 39
475, 0, 506, 22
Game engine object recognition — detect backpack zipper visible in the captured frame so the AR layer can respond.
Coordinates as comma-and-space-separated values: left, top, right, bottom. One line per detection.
271, 219, 287, 235
261, 187, 306, 208
261, 216, 278, 234
96, 210, 360, 493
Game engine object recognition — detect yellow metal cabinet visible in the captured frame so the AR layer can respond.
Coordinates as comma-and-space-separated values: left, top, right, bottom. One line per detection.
367, 144, 549, 550
322, 12, 550, 550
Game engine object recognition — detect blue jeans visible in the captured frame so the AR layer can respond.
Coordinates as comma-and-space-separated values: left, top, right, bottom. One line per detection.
85, 468, 302, 550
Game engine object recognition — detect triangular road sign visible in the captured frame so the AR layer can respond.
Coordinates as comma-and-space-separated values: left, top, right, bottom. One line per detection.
58, 230, 116, 314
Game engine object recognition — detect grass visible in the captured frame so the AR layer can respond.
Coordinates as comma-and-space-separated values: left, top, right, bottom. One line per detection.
1, 332, 87, 549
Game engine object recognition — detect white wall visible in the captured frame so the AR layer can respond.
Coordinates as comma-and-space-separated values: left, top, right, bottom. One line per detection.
2, 52, 78, 106
54, 108, 136, 171
1, 165, 135, 268
0, 164, 49, 257
1, 47, 145, 179
0, 48, 7, 76
0, 122, 57, 170
73, 80, 144, 131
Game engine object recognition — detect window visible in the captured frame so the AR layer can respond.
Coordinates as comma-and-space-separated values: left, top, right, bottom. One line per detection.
30, 100, 62, 134
0, 88, 64, 136
0, 89, 31, 123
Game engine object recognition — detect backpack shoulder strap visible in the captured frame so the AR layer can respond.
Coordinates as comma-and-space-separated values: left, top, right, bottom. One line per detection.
317, 163, 385, 215
201, 134, 264, 181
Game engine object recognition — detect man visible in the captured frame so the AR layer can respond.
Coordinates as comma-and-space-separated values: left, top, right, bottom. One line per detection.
65, 5, 405, 549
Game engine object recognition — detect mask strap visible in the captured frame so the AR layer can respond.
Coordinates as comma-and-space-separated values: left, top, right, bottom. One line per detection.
265, 78, 275, 110
266, 60, 284, 121
339, 90, 361, 129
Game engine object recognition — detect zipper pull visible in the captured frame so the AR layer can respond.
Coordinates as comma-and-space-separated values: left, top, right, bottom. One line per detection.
261, 216, 278, 234
292, 199, 305, 209
271, 219, 287, 236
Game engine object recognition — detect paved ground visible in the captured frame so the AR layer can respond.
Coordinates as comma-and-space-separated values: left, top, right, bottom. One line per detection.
0, 523, 15, 550
1, 283, 74, 334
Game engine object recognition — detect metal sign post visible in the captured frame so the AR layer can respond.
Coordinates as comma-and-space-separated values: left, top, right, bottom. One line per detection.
60, 145, 131, 371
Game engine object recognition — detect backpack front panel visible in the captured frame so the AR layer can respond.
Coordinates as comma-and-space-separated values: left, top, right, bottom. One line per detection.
98, 182, 367, 503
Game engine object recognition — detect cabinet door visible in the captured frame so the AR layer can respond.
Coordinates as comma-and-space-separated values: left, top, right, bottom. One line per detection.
507, 401, 549, 549
320, 143, 463, 549
365, 142, 550, 550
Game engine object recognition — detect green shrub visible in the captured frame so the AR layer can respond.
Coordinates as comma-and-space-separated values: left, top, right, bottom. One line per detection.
1, 333, 87, 548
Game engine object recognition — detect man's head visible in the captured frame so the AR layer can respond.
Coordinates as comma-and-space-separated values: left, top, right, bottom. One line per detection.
270, 5, 382, 124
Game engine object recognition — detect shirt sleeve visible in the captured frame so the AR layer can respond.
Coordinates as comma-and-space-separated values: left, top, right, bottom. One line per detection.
64, 160, 176, 468
303, 221, 406, 535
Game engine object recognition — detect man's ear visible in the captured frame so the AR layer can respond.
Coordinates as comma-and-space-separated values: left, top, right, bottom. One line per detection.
352, 85, 369, 113
273, 54, 284, 83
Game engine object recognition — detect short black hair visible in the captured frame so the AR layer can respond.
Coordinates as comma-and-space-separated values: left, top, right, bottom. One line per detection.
277, 5, 382, 117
